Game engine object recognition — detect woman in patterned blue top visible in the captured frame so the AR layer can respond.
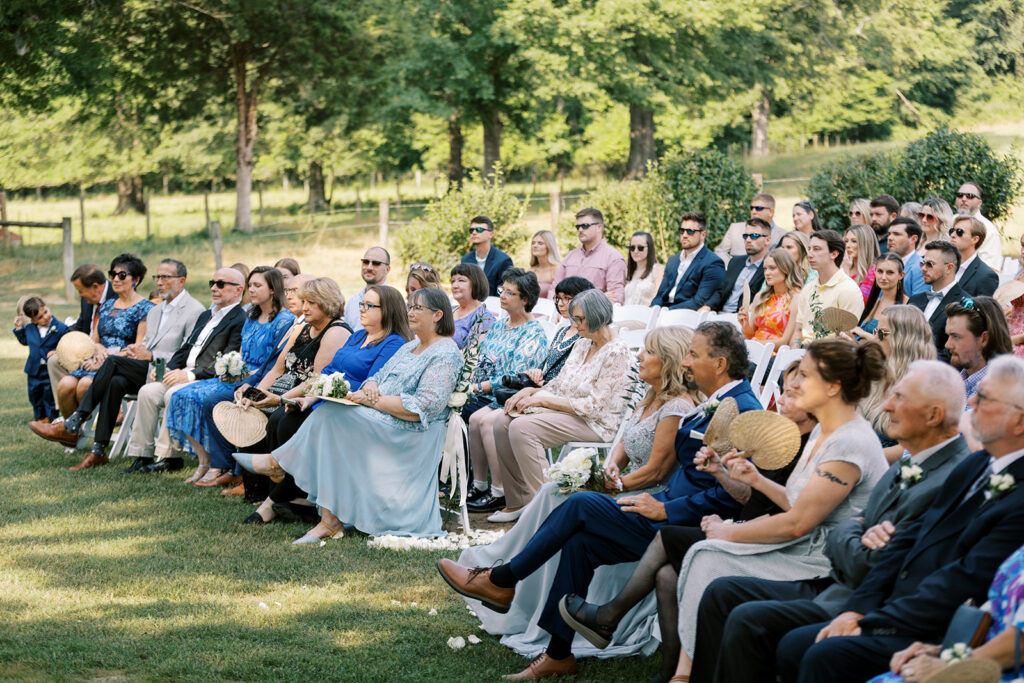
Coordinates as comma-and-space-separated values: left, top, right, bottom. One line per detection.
236, 287, 463, 542
59, 253, 154, 416
167, 266, 294, 485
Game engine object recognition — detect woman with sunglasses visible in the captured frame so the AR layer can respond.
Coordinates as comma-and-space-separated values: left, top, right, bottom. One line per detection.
852, 253, 908, 340
848, 198, 871, 229
792, 201, 822, 236
406, 262, 442, 299
917, 198, 955, 254
623, 231, 664, 306
236, 286, 464, 542
59, 253, 154, 417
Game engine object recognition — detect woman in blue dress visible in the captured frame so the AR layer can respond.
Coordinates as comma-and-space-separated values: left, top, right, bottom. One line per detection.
450, 263, 495, 349
166, 265, 293, 485
236, 287, 463, 543
58, 253, 154, 417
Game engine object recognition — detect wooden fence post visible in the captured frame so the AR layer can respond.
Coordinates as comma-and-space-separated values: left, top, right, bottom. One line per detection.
378, 200, 389, 248
258, 182, 264, 226
355, 186, 362, 217
549, 190, 560, 228
144, 189, 151, 239
0, 190, 9, 254
79, 187, 87, 245
210, 219, 223, 269
204, 192, 211, 233
62, 217, 75, 301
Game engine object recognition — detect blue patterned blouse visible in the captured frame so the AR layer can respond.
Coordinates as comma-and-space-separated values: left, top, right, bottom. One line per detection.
472, 318, 549, 408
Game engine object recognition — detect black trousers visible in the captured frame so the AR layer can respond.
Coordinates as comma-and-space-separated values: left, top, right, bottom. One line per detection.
76, 356, 149, 445
266, 405, 312, 504
691, 575, 828, 683
777, 622, 913, 683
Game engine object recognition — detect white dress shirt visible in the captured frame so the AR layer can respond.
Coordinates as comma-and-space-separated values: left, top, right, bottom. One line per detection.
923, 281, 956, 319
668, 246, 704, 301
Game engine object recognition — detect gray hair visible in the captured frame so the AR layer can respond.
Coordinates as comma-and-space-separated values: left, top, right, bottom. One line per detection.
986, 355, 1024, 408
160, 258, 187, 278
569, 289, 613, 332
696, 321, 749, 380
905, 359, 966, 428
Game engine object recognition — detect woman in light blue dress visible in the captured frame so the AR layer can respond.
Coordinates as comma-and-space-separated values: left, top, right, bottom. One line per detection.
237, 287, 463, 543
450, 263, 495, 349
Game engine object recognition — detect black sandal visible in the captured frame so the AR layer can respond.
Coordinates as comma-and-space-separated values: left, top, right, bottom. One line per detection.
557, 594, 615, 649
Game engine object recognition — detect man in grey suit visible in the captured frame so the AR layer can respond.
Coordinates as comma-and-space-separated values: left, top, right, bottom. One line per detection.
686, 360, 970, 683
32, 259, 206, 470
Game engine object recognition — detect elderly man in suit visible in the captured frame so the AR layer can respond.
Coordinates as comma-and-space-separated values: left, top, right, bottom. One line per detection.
908, 240, 964, 360
949, 214, 999, 297
132, 266, 247, 474
655, 212, 726, 310
704, 217, 769, 312
773, 355, 1024, 683
461, 215, 515, 297
686, 361, 970, 683
437, 322, 763, 680
32, 259, 206, 469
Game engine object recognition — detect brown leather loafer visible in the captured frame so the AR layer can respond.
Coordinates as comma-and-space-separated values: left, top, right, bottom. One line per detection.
30, 420, 79, 448
503, 654, 578, 680
195, 472, 242, 488
436, 558, 514, 613
221, 482, 245, 496
69, 452, 109, 471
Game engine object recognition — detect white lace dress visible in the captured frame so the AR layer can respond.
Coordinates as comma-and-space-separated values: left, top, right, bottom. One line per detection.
458, 396, 694, 658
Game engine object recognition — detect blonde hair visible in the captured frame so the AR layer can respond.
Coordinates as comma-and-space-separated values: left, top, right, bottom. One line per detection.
849, 198, 871, 227
530, 230, 561, 267
638, 325, 702, 409
298, 277, 345, 319
780, 231, 811, 282
752, 248, 802, 319
847, 224, 880, 282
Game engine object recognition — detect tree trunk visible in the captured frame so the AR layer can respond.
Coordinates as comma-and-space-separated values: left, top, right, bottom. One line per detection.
482, 109, 502, 181
625, 104, 656, 179
113, 174, 145, 215
231, 42, 266, 233
307, 160, 327, 210
750, 88, 770, 158
447, 110, 464, 192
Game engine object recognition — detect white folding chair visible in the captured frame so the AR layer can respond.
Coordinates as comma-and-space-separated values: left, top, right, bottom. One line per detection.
712, 312, 743, 333
484, 296, 504, 318
745, 339, 773, 390
612, 304, 659, 331
532, 297, 558, 321
619, 328, 647, 351
108, 395, 139, 459
759, 346, 806, 408
655, 308, 706, 329
538, 319, 558, 344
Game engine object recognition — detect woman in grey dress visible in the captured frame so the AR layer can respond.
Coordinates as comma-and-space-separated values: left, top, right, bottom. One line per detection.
457, 325, 700, 659
235, 287, 462, 543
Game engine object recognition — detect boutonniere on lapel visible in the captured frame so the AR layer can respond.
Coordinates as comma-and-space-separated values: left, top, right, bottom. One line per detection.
702, 398, 720, 418
984, 473, 1017, 503
893, 456, 925, 490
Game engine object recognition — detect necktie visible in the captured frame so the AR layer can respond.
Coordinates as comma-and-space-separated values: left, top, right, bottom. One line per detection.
962, 463, 993, 504
91, 305, 100, 335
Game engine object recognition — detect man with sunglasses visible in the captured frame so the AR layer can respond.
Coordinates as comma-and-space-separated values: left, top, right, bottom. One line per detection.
955, 182, 1003, 271
705, 218, 769, 312
949, 215, 999, 297
714, 193, 787, 261
869, 195, 900, 255
460, 215, 514, 297
655, 212, 726, 310
908, 240, 964, 360
553, 208, 627, 304
344, 247, 391, 331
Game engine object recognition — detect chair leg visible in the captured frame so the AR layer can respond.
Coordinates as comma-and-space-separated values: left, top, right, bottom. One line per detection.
109, 399, 137, 460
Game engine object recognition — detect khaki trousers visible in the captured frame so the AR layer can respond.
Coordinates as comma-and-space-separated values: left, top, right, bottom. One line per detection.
46, 354, 69, 407
124, 380, 189, 460
468, 405, 506, 491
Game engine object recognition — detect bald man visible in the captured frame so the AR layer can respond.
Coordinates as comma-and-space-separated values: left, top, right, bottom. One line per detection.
345, 247, 391, 331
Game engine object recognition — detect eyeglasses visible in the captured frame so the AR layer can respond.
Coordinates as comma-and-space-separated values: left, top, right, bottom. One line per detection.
361, 259, 389, 267
875, 328, 891, 341
570, 314, 586, 325
917, 212, 936, 222
468, 226, 492, 234
956, 192, 980, 200
358, 302, 381, 311
152, 274, 180, 281
497, 287, 519, 298
575, 222, 601, 231
750, 205, 770, 212
628, 245, 647, 251
555, 294, 574, 304
975, 388, 1024, 412
284, 287, 298, 295
921, 259, 941, 269
209, 279, 241, 288
848, 210, 863, 217
679, 228, 704, 236
108, 270, 131, 281
410, 262, 437, 273
948, 227, 966, 237
407, 303, 432, 312
741, 233, 768, 241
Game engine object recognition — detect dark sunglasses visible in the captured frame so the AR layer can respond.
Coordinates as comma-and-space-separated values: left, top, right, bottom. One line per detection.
410, 262, 437, 273
848, 210, 862, 217
108, 270, 131, 281
956, 192, 980, 200
209, 279, 241, 288
948, 227, 966, 237
628, 245, 647, 251
917, 212, 936, 222
875, 328, 891, 341
361, 259, 389, 267
679, 227, 704, 236
750, 205, 770, 212
468, 226, 491, 234
152, 274, 181, 281
575, 222, 601, 230
741, 233, 768, 240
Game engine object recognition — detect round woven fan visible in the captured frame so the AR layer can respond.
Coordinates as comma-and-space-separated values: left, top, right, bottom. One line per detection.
729, 410, 802, 470
702, 396, 738, 455
15, 295, 30, 319
994, 279, 1024, 307
821, 306, 859, 334
212, 401, 269, 448
55, 331, 95, 372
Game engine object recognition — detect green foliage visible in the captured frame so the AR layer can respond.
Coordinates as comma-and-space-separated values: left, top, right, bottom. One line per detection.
393, 170, 527, 273
889, 127, 1024, 222
806, 153, 896, 231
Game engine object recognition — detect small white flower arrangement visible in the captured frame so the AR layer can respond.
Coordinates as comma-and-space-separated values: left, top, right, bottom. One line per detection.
939, 642, 971, 663
305, 371, 351, 400
214, 350, 247, 383
448, 391, 469, 408
544, 447, 609, 495
895, 457, 925, 490
447, 636, 466, 650
366, 529, 505, 552
702, 398, 721, 417
984, 473, 1017, 503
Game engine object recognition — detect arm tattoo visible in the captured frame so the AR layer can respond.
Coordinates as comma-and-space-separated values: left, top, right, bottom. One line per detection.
816, 466, 849, 486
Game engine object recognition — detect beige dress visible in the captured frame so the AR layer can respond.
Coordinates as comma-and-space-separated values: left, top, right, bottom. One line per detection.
623, 263, 665, 306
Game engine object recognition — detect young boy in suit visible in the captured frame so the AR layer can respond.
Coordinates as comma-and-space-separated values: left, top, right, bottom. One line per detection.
13, 297, 69, 422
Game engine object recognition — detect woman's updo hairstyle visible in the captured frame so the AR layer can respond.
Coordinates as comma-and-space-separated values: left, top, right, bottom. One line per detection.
805, 338, 886, 405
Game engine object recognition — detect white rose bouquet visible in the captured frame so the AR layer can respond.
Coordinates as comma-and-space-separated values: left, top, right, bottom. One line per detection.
545, 447, 612, 495
305, 371, 351, 400
214, 351, 248, 383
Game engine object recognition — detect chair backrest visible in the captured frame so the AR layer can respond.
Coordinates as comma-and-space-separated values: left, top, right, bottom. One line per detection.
655, 308, 706, 330
538, 319, 558, 344
483, 296, 504, 318
532, 296, 558, 322
759, 345, 806, 408
612, 303, 659, 331
619, 328, 647, 351
711, 312, 743, 333
745, 339, 773, 390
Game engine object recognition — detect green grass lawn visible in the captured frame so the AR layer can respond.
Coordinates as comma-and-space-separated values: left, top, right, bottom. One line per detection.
0, 335, 661, 681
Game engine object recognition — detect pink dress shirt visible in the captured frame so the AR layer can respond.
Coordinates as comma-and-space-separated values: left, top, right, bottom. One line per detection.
552, 239, 627, 304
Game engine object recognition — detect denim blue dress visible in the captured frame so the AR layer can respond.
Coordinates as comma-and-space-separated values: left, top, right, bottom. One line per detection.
70, 297, 155, 378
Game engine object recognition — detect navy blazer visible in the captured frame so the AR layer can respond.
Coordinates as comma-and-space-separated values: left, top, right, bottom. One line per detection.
654, 245, 726, 310
654, 380, 763, 525
167, 305, 246, 381
957, 258, 999, 298
844, 451, 1024, 642
72, 281, 116, 334
908, 282, 964, 361
13, 319, 70, 377
461, 247, 515, 297
707, 255, 765, 312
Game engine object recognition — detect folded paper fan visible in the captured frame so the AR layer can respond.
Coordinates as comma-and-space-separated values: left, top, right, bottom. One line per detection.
741, 281, 751, 312
55, 331, 94, 372
702, 396, 738, 455
729, 410, 802, 470
212, 401, 269, 448
994, 279, 1024, 307
821, 306, 859, 334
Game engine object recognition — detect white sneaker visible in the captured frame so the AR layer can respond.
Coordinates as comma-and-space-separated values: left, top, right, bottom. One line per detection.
487, 508, 522, 523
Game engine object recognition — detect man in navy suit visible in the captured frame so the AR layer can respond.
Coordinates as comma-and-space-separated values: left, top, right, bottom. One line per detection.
655, 212, 726, 310
705, 217, 769, 312
950, 215, 999, 297
908, 240, 964, 360
437, 322, 764, 680
774, 355, 1024, 683
461, 215, 514, 297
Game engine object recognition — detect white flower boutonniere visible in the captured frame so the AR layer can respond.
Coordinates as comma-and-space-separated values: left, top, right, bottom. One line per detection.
939, 642, 971, 663
984, 473, 1017, 503
702, 399, 720, 418
895, 457, 925, 490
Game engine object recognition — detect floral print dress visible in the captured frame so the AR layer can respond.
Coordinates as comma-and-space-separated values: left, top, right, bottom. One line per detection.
70, 297, 155, 378
753, 292, 793, 343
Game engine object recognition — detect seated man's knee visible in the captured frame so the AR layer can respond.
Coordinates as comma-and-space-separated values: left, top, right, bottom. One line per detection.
138, 381, 165, 403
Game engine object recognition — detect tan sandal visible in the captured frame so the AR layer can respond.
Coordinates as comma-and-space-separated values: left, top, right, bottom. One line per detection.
184, 465, 209, 484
